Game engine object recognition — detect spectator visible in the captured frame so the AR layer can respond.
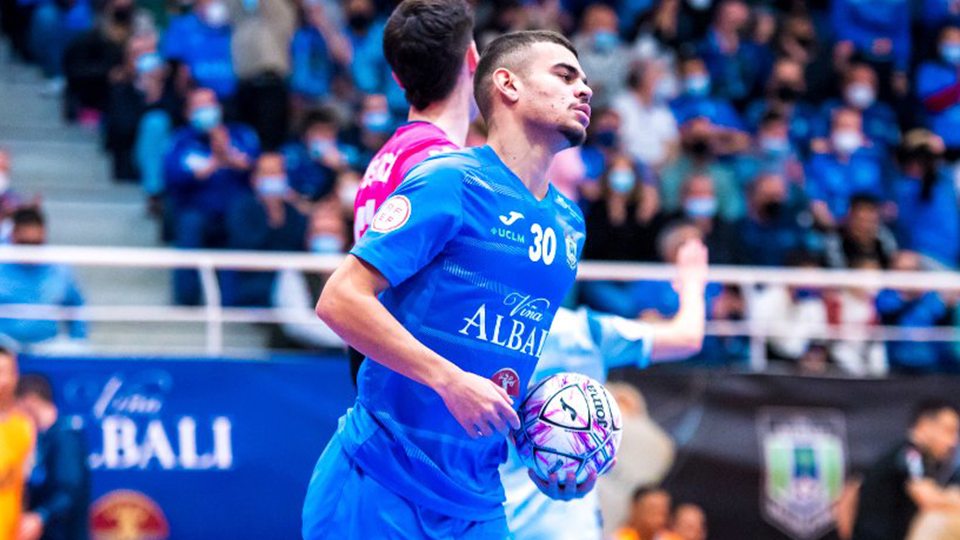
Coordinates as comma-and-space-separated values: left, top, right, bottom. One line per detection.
893, 129, 960, 269
16, 374, 91, 540
62, 0, 132, 124
281, 108, 355, 203
670, 173, 740, 265
824, 195, 898, 269
743, 57, 817, 152
659, 117, 744, 221
916, 26, 960, 154
29, 0, 94, 95
805, 107, 884, 228
613, 59, 680, 171
270, 196, 346, 351
290, 0, 352, 108
669, 56, 747, 139
230, 0, 297, 150
226, 153, 309, 305
831, 0, 911, 95
749, 251, 829, 367
818, 61, 900, 153
697, 0, 766, 107
161, 0, 237, 102
663, 503, 708, 540
613, 487, 672, 540
852, 400, 960, 540
356, 93, 394, 161
133, 51, 183, 213
876, 251, 958, 374
737, 173, 818, 267
827, 256, 887, 377
343, 0, 406, 116
0, 208, 88, 350
736, 110, 805, 194
104, 35, 158, 181
571, 4, 631, 108
0, 346, 36, 540
163, 87, 259, 305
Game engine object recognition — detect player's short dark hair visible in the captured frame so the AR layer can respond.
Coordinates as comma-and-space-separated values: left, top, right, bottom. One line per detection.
383, 0, 474, 111
474, 30, 578, 123
16, 374, 54, 403
911, 399, 959, 427
12, 206, 44, 228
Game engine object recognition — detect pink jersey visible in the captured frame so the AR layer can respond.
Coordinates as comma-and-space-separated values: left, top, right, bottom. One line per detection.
353, 122, 458, 241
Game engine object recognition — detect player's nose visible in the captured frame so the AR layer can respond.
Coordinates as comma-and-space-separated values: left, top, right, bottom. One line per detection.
576, 79, 593, 103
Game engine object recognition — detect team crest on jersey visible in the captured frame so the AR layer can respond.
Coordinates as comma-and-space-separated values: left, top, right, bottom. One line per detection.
565, 233, 579, 270
370, 195, 411, 233
491, 368, 520, 397
758, 408, 847, 540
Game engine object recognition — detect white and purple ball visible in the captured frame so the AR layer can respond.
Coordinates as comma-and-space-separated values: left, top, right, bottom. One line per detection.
513, 372, 623, 484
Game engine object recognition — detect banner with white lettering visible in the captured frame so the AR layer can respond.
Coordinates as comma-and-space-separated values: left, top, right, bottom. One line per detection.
20, 355, 355, 540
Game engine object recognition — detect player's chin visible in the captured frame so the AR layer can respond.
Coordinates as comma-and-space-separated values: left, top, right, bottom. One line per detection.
559, 124, 587, 148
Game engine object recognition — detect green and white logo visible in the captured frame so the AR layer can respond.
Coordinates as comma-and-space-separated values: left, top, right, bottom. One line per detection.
758, 408, 846, 540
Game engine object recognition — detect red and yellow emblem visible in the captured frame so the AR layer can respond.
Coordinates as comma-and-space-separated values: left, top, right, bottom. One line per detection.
90, 490, 169, 540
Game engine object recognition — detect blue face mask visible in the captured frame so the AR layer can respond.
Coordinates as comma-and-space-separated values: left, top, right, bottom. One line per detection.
684, 196, 717, 218
608, 169, 636, 194
255, 175, 289, 196
362, 111, 391, 133
685, 75, 711, 96
190, 105, 221, 132
596, 130, 618, 148
942, 43, 960, 64
309, 234, 343, 254
760, 136, 790, 156
135, 52, 162, 76
309, 139, 336, 161
593, 30, 619, 53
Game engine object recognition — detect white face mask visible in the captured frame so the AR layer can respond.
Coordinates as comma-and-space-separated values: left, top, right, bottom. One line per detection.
0, 172, 9, 194
338, 181, 359, 210
845, 83, 876, 110
832, 130, 862, 155
203, 0, 229, 27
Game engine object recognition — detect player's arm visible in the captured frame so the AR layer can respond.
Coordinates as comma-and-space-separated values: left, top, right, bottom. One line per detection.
906, 478, 960, 512
649, 239, 707, 361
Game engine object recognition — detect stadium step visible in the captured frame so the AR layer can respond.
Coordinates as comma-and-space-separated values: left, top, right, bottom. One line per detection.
0, 41, 271, 355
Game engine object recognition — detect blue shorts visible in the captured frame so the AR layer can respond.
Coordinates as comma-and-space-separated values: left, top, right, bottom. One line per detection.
302, 436, 509, 540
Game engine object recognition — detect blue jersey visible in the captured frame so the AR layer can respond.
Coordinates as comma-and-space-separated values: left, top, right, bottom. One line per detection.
339, 145, 586, 521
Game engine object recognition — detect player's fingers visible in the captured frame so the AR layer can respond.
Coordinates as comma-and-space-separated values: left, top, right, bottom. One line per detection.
547, 472, 561, 499
495, 400, 521, 430
475, 422, 493, 437
578, 469, 598, 496
564, 471, 577, 499
491, 382, 514, 405
486, 414, 509, 436
461, 419, 481, 439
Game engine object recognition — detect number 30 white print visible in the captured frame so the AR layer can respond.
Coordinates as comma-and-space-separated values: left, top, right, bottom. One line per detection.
528, 224, 557, 265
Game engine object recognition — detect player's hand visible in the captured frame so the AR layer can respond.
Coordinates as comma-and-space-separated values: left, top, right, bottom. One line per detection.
437, 370, 520, 439
527, 462, 609, 501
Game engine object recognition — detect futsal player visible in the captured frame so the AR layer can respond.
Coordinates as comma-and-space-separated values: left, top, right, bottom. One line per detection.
502, 236, 708, 540
347, 0, 477, 386
303, 30, 593, 539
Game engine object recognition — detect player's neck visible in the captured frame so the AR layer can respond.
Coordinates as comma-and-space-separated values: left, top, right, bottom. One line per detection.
407, 91, 470, 147
486, 132, 555, 201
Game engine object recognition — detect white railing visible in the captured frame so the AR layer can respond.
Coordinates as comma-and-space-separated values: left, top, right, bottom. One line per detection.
3, 245, 960, 367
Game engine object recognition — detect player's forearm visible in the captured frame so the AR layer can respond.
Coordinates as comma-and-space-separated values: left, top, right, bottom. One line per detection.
650, 280, 706, 361
316, 265, 460, 391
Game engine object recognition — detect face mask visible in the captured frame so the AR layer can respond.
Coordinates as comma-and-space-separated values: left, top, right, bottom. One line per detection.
608, 169, 636, 194
362, 111, 391, 133
255, 175, 288, 197
348, 13, 373, 32
775, 85, 801, 102
684, 75, 710, 96
832, 130, 862, 154
687, 139, 711, 158
654, 77, 676, 101
596, 130, 618, 149
113, 5, 133, 25
339, 182, 359, 209
688, 0, 711, 10
845, 83, 876, 110
190, 105, 221, 132
135, 52, 162, 76
684, 196, 717, 218
203, 0, 229, 27
0, 172, 9, 194
309, 139, 336, 161
759, 200, 784, 221
942, 43, 960, 64
593, 30, 619, 53
310, 234, 344, 254
760, 136, 790, 155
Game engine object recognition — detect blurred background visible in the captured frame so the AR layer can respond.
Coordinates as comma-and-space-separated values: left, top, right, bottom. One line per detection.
1, 0, 960, 539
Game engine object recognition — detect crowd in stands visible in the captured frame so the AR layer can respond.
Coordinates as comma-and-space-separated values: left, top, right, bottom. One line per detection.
4, 0, 960, 373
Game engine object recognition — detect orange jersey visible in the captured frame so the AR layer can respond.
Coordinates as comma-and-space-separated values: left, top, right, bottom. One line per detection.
0, 410, 35, 540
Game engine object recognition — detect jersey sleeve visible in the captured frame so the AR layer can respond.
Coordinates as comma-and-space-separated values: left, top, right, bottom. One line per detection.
588, 310, 655, 370
396, 139, 458, 181
350, 159, 464, 287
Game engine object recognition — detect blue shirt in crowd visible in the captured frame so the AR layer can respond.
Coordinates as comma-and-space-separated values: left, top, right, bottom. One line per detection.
670, 95, 744, 130
0, 263, 86, 344
805, 149, 884, 219
919, 0, 960, 28
334, 145, 586, 521
816, 99, 901, 152
831, 0, 911, 71
876, 290, 954, 372
698, 30, 771, 103
161, 13, 236, 99
163, 124, 260, 214
290, 25, 336, 98
737, 212, 819, 267
893, 170, 960, 268
917, 60, 960, 148
743, 99, 817, 153
347, 19, 406, 113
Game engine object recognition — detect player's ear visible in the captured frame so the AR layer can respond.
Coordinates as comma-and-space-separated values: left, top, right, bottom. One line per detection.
465, 40, 479, 75
492, 68, 520, 105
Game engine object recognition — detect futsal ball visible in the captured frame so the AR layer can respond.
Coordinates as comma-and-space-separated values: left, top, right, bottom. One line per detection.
513, 372, 623, 484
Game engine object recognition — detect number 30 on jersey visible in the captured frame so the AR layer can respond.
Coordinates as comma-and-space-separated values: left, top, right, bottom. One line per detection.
528, 224, 557, 265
